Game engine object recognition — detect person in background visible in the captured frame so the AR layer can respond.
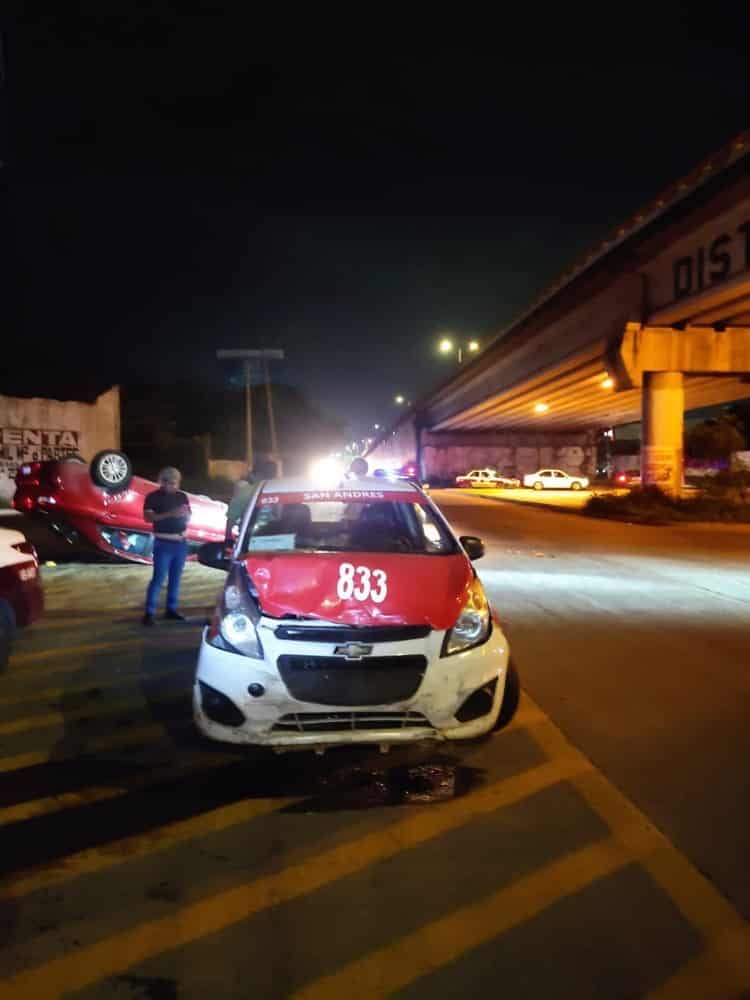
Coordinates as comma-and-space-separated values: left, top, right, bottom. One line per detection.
142, 466, 191, 626
225, 454, 279, 546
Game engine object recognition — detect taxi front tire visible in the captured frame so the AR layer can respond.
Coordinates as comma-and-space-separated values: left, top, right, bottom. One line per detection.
494, 662, 520, 730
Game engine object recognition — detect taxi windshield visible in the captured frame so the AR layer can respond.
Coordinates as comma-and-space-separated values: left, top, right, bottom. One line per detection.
242, 493, 457, 555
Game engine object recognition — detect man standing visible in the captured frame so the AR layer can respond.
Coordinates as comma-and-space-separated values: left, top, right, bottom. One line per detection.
142, 466, 191, 625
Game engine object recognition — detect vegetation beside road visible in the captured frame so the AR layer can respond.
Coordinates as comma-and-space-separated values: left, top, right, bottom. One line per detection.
585, 474, 750, 524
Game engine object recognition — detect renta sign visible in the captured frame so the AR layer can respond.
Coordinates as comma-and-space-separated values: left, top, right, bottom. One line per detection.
673, 220, 750, 300
0, 427, 81, 464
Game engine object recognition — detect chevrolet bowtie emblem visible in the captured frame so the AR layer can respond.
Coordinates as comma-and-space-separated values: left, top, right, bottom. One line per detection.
334, 642, 373, 660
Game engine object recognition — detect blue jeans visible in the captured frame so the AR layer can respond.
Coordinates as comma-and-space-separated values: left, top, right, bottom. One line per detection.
145, 539, 188, 616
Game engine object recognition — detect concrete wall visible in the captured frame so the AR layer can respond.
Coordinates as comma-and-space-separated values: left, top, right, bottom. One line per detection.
419, 430, 597, 481
208, 458, 246, 482
0, 387, 120, 501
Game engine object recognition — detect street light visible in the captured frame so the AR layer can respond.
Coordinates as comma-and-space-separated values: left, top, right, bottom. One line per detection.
437, 336, 481, 364
394, 394, 407, 405
216, 348, 285, 470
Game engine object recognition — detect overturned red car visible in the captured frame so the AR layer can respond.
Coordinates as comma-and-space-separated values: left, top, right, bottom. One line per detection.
13, 451, 228, 565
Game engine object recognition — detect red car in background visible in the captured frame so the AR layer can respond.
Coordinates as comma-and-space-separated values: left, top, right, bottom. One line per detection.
613, 469, 642, 486
13, 450, 228, 565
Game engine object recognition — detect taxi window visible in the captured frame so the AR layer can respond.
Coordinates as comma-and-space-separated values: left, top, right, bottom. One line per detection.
243, 496, 457, 555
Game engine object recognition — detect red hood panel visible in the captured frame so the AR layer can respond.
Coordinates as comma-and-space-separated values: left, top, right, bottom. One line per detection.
243, 552, 472, 629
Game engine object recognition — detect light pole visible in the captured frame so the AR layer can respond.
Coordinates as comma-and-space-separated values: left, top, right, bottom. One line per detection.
216, 349, 285, 471
438, 336, 480, 364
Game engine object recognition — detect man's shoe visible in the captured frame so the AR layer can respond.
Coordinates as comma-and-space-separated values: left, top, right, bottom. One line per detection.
164, 610, 187, 622
142, 613, 155, 626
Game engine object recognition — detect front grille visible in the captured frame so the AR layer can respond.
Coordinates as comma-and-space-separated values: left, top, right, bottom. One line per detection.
277, 654, 427, 706
273, 624, 431, 643
273, 711, 431, 733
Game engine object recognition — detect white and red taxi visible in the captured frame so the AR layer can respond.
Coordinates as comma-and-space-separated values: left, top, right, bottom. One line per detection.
194, 477, 517, 750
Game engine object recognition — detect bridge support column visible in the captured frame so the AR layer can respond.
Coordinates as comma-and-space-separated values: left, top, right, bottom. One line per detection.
642, 371, 684, 494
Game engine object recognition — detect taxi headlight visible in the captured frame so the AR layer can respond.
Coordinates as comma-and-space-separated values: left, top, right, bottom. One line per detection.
211, 564, 264, 659
442, 578, 491, 656
221, 610, 263, 659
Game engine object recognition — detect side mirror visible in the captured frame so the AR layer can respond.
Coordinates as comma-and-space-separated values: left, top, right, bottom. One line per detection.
459, 535, 485, 561
197, 541, 231, 571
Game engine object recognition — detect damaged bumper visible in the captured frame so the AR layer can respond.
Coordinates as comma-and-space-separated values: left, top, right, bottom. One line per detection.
193, 620, 510, 749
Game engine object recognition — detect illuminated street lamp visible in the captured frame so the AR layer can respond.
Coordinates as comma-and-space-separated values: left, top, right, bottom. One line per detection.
394, 394, 407, 405
438, 336, 481, 364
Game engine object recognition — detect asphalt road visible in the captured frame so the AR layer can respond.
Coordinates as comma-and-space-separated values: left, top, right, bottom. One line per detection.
0, 499, 749, 998
432, 492, 750, 911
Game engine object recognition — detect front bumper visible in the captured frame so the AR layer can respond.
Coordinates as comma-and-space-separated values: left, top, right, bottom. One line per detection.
193, 618, 510, 748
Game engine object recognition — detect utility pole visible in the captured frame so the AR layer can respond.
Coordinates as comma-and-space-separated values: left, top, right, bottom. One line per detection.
216, 349, 285, 472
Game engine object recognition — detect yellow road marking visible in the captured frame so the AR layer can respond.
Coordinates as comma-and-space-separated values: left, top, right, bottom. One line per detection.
0, 747, 242, 827
644, 926, 750, 999
10, 639, 144, 666
0, 721, 188, 774
0, 701, 537, 826
0, 664, 187, 709
0, 689, 185, 737
6, 641, 192, 684
527, 701, 750, 997
0, 755, 589, 996
3, 783, 289, 900
293, 836, 633, 999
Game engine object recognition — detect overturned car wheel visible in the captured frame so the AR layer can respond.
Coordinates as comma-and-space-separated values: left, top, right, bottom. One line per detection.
90, 450, 133, 492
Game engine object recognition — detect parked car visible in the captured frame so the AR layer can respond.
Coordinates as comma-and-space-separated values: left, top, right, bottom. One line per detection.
614, 469, 642, 486
456, 469, 520, 489
193, 475, 519, 750
0, 524, 44, 667
522, 469, 590, 491
13, 451, 228, 565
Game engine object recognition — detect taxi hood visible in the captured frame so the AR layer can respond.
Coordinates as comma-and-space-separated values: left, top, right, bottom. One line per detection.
241, 551, 473, 629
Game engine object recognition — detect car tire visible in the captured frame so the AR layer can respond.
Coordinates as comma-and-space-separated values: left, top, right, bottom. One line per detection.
571, 481, 581, 491
0, 623, 9, 673
0, 600, 13, 673
90, 450, 133, 492
494, 662, 520, 731
532, 481, 543, 491
0, 599, 15, 636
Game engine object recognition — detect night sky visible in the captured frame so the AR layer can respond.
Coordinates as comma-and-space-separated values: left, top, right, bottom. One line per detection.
4, 11, 750, 441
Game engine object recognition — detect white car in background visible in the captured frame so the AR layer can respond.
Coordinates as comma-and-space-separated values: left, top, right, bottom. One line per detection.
455, 469, 520, 489
523, 469, 590, 491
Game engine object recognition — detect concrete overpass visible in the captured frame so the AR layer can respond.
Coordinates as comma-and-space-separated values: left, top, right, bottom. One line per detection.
368, 131, 750, 491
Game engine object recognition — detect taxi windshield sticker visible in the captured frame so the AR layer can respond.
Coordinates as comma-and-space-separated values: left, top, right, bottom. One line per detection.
248, 533, 296, 551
